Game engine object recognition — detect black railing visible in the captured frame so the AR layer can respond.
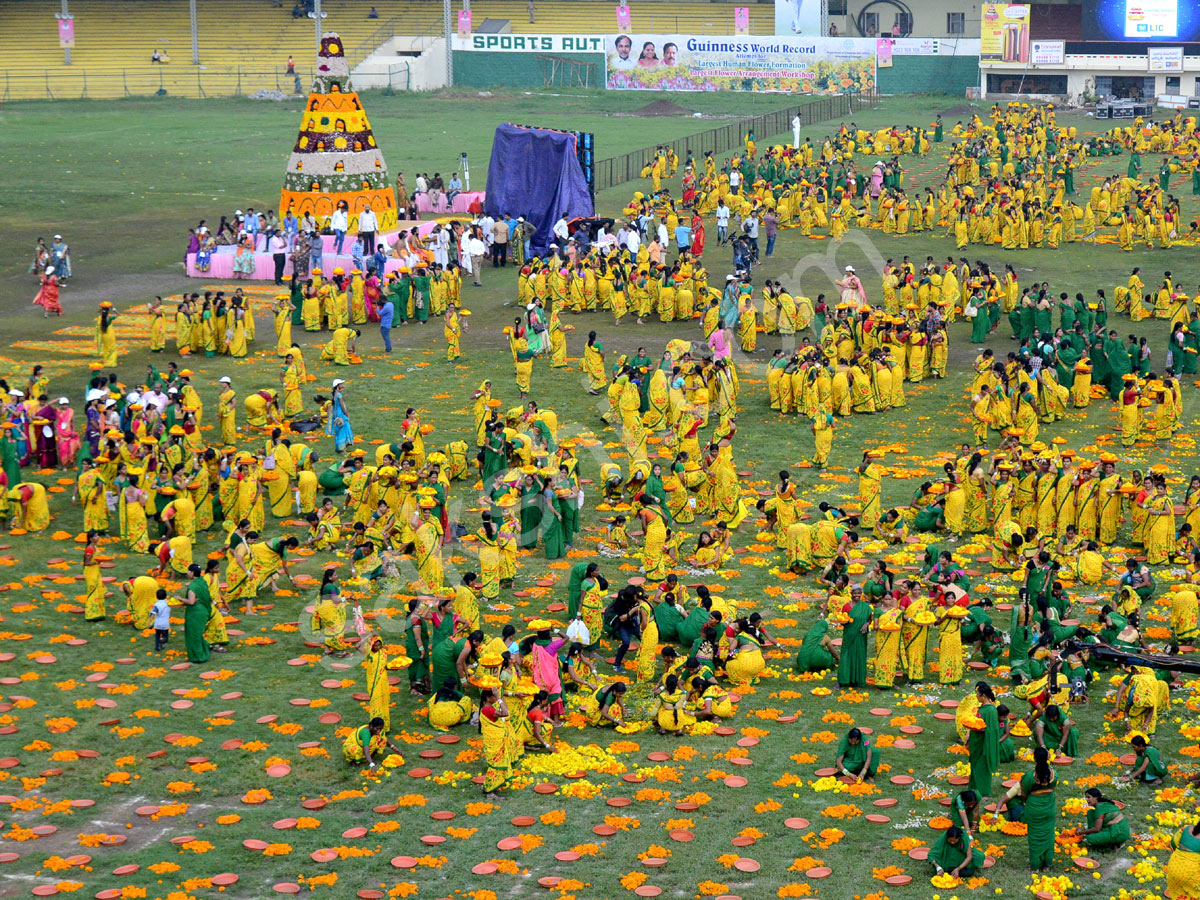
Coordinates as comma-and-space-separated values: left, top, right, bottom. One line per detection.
594, 91, 876, 190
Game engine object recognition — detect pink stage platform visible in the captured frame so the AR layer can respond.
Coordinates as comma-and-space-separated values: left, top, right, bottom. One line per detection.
186, 191, 485, 281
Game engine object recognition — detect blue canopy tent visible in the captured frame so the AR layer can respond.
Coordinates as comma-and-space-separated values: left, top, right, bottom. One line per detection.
483, 124, 594, 256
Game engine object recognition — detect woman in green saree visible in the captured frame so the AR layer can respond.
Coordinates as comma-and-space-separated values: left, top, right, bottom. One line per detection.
181, 563, 212, 664
1079, 788, 1130, 850
836, 586, 871, 688
539, 477, 565, 559
1001, 746, 1058, 871
835, 727, 880, 781
929, 825, 986, 878
795, 612, 838, 673
967, 681, 1000, 800
1034, 704, 1079, 758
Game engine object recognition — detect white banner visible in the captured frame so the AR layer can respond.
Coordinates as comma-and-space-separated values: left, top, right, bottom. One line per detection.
452, 34, 606, 53
1148, 45, 1184, 71
890, 37, 940, 55
1030, 40, 1065, 64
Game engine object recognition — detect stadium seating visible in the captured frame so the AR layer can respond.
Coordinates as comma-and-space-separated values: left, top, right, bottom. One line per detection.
0, 0, 772, 99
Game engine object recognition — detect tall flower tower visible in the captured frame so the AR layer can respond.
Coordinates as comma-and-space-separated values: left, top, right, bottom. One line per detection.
279, 32, 397, 231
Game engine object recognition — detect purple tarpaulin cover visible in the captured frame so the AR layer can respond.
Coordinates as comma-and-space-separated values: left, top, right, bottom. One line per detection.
484, 123, 594, 255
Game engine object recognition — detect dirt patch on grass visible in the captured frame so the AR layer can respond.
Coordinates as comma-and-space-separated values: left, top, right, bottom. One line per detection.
630, 99, 695, 117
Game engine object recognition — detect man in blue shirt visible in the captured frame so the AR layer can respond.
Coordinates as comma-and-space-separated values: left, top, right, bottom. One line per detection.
378, 295, 395, 353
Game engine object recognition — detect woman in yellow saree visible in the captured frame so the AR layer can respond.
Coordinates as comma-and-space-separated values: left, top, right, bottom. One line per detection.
901, 594, 933, 682
274, 293, 294, 355
873, 599, 904, 688
413, 500, 445, 591
479, 684, 522, 797
1144, 478, 1175, 565
582, 331, 607, 394
635, 595, 660, 682
655, 673, 696, 734
639, 505, 668, 581
1123, 665, 1169, 735
95, 303, 119, 367
476, 517, 501, 601
428, 679, 475, 730
363, 634, 393, 732
82, 531, 107, 621
123, 478, 150, 553
937, 603, 967, 685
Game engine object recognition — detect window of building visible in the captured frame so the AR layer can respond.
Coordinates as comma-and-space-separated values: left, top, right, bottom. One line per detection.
947, 12, 965, 34
828, 0, 846, 15
1166, 75, 1181, 92
894, 12, 912, 34
861, 12, 878, 35
986, 73, 1068, 94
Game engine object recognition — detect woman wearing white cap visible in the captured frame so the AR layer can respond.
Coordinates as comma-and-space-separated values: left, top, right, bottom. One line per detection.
33, 266, 62, 318
837, 265, 866, 305
217, 377, 237, 445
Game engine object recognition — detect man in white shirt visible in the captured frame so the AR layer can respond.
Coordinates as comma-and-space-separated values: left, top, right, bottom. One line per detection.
792, 113, 802, 149
656, 221, 670, 252
415, 173, 428, 195
729, 169, 742, 194
715, 200, 731, 244
467, 230, 487, 286
625, 226, 640, 256
479, 214, 496, 248
268, 229, 289, 285
553, 216, 570, 245
140, 386, 169, 414
330, 203, 349, 254
357, 207, 378, 257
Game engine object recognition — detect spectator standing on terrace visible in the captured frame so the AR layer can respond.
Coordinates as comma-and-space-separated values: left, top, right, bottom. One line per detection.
528, 0, 535, 23
358, 207, 378, 259
331, 201, 349, 255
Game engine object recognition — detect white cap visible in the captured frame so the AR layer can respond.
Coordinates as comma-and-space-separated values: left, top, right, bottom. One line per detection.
105, 399, 117, 408
45, 267, 55, 276
218, 376, 232, 384
86, 389, 104, 402
8, 389, 23, 398
332, 379, 346, 388
198, 226, 209, 234
54, 234, 62, 240
726, 274, 736, 281
235, 210, 243, 216
126, 392, 140, 403
57, 397, 69, 405
525, 303, 535, 311
845, 265, 855, 272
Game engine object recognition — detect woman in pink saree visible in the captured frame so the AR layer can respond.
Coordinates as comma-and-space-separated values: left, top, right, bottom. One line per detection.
54, 399, 81, 469
364, 273, 381, 322
528, 626, 566, 720
837, 265, 866, 305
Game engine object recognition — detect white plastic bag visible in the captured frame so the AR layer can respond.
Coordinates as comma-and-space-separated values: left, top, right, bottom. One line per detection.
565, 617, 590, 645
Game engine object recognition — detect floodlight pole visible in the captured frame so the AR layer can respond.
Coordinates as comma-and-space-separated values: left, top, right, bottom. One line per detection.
314, 0, 322, 53
61, 0, 70, 65
189, 0, 199, 64
444, 0, 453, 86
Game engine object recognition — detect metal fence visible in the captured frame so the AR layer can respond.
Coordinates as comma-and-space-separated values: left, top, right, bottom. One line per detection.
0, 66, 315, 102
594, 91, 876, 191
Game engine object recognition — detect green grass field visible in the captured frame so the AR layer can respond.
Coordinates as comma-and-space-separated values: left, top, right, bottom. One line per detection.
2, 89, 1200, 900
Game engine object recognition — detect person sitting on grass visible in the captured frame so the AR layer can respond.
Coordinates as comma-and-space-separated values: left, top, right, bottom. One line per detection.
929, 825, 986, 878
1123, 733, 1169, 785
342, 717, 405, 772
1078, 787, 1131, 850
835, 726, 879, 782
